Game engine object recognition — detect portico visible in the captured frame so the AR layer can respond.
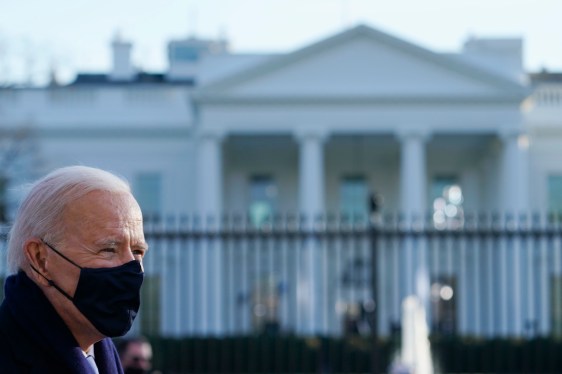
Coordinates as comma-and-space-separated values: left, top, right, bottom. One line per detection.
195, 25, 528, 222
191, 24, 528, 335
196, 127, 528, 220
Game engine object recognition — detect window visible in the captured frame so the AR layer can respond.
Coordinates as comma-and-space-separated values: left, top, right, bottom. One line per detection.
134, 173, 162, 220
431, 175, 464, 229
340, 176, 368, 218
548, 175, 562, 214
249, 175, 277, 226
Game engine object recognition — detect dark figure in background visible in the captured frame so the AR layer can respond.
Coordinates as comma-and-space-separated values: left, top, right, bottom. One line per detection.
0, 166, 147, 373
368, 192, 383, 224
116, 336, 159, 374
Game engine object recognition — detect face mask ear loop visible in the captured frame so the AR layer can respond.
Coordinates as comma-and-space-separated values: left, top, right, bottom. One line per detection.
41, 240, 83, 269
29, 264, 74, 301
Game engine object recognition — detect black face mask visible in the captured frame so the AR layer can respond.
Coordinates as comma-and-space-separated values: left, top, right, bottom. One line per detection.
32, 240, 144, 337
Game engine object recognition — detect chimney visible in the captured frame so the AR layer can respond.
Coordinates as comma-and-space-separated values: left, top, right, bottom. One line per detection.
110, 34, 136, 81
462, 37, 524, 83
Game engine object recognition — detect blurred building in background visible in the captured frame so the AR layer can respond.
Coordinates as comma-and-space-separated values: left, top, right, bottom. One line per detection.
1, 24, 562, 338
1, 24, 549, 220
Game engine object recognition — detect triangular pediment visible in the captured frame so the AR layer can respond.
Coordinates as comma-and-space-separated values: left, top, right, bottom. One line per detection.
198, 25, 526, 100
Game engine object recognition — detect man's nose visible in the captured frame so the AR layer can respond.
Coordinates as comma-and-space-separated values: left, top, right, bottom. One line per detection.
123, 249, 144, 271
123, 249, 136, 263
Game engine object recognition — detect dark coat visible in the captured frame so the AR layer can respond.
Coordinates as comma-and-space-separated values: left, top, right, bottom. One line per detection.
0, 271, 125, 373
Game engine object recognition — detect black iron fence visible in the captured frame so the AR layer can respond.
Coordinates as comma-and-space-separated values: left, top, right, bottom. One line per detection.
3, 214, 562, 373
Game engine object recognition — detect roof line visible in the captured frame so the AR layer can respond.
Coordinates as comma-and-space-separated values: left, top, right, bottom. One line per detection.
199, 23, 526, 94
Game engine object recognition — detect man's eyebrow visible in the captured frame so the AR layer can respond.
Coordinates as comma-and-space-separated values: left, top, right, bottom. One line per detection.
93, 238, 149, 250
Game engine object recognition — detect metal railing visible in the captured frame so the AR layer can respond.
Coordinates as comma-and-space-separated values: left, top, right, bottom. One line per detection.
134, 214, 562, 341
3, 214, 562, 372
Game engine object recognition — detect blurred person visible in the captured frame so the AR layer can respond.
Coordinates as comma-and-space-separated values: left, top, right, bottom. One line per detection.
117, 336, 158, 374
0, 165, 147, 373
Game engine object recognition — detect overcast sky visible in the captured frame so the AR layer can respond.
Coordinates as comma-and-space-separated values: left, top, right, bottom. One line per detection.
1, 0, 561, 85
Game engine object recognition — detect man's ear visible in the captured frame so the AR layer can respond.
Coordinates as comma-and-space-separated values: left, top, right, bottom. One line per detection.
23, 239, 50, 285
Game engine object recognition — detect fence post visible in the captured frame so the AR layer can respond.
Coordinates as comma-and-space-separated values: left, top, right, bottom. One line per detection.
370, 213, 380, 374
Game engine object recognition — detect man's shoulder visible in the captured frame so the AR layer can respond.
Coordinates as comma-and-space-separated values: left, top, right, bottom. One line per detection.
0, 300, 72, 373
0, 299, 15, 337
0, 300, 33, 366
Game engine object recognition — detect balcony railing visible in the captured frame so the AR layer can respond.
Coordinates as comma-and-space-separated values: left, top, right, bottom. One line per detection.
524, 84, 562, 110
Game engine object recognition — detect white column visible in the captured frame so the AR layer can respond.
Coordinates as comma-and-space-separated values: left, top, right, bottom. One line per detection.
499, 129, 530, 337
196, 129, 225, 335
499, 130, 530, 215
295, 130, 327, 334
398, 130, 429, 220
397, 129, 430, 323
196, 130, 224, 220
296, 131, 327, 220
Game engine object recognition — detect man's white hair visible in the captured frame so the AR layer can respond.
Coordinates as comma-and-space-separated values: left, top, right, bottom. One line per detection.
7, 165, 131, 274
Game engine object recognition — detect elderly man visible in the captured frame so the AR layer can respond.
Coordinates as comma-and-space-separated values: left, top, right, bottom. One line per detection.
0, 166, 147, 373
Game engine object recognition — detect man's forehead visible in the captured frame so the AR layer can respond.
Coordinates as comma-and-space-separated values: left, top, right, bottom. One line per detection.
64, 191, 140, 217
59, 193, 144, 241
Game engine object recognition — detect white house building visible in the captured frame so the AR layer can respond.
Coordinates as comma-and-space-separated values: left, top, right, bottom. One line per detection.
1, 24, 562, 338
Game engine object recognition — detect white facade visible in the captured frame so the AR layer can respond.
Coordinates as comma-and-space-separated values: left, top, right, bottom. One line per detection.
2, 24, 562, 337
0, 25, 536, 217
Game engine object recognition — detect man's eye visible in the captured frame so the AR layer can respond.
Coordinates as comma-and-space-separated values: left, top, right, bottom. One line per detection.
101, 248, 116, 253
133, 250, 145, 257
